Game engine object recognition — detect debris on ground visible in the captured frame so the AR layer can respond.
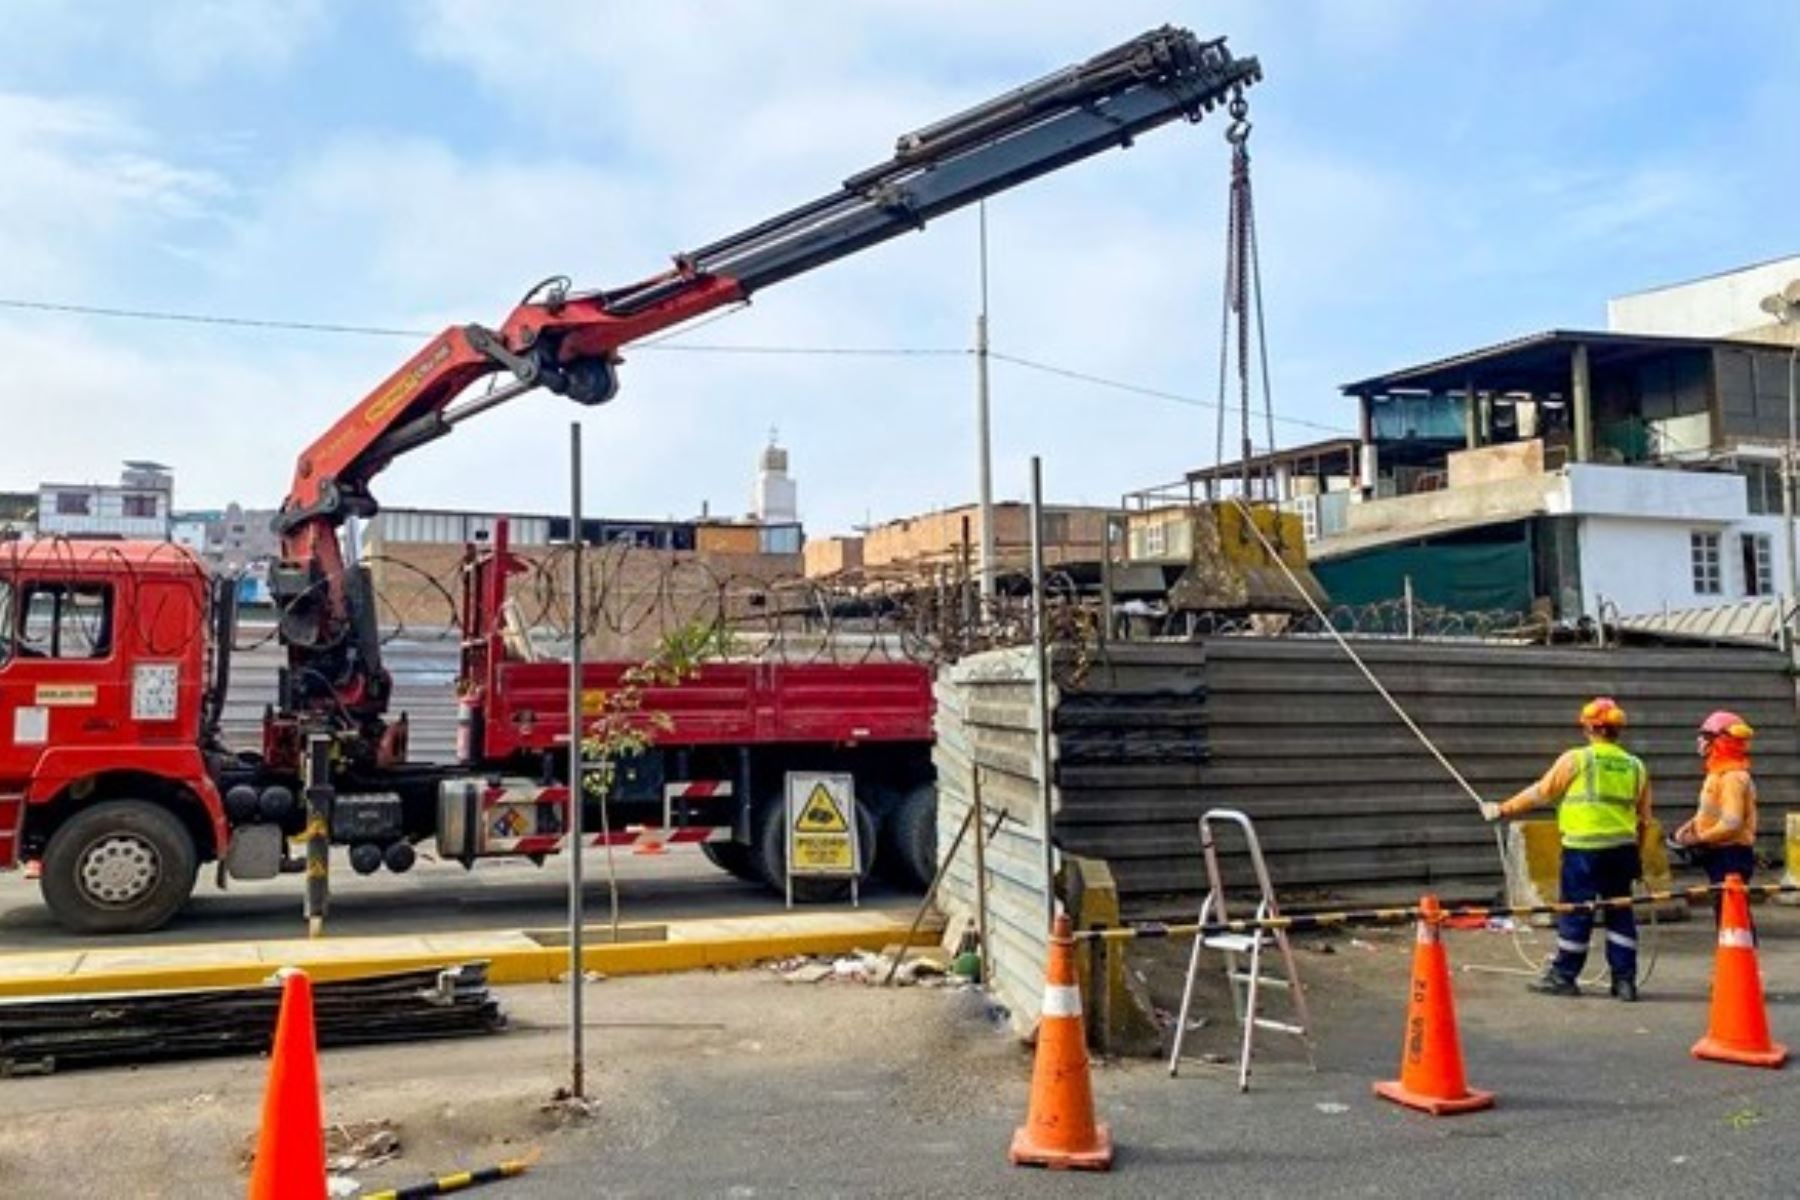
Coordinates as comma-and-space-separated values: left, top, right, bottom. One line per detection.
541, 1090, 601, 1125
327, 1119, 402, 1172
768, 951, 968, 989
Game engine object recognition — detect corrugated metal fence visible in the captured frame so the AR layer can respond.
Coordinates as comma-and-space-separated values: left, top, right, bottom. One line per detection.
933, 649, 1055, 1029
1055, 638, 1800, 918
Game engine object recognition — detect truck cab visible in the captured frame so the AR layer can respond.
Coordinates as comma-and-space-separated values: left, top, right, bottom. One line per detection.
0, 540, 230, 931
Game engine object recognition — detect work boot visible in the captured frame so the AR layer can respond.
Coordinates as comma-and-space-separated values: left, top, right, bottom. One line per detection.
1527, 969, 1580, 997
1610, 976, 1639, 1003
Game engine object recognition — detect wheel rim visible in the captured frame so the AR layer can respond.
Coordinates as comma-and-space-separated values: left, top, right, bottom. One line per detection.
77, 834, 162, 908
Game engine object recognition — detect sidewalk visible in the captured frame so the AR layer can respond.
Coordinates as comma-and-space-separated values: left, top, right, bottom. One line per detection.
0, 909, 939, 998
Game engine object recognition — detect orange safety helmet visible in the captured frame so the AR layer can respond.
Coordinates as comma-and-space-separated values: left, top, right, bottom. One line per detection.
1699, 710, 1755, 740
1579, 697, 1627, 729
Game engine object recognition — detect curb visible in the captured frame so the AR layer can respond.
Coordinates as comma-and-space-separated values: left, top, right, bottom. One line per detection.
0, 913, 941, 1000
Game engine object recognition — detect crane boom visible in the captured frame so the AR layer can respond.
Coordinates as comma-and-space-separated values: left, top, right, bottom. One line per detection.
271, 26, 1260, 751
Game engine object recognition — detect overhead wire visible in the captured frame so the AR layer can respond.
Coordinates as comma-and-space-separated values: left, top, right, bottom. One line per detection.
0, 293, 1356, 434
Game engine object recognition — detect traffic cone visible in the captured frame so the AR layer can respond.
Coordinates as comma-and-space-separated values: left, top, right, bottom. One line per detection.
249, 968, 327, 1200
1373, 895, 1495, 1115
1692, 874, 1788, 1069
1009, 915, 1113, 1171
634, 830, 668, 857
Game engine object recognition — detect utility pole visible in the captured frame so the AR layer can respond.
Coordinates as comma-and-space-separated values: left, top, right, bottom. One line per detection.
566, 422, 586, 1100
1761, 281, 1800, 638
975, 201, 996, 608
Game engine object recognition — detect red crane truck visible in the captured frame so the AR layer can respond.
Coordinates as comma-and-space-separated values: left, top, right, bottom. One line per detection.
0, 28, 1260, 932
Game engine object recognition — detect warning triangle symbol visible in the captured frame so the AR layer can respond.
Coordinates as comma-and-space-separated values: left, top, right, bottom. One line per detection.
796, 784, 850, 833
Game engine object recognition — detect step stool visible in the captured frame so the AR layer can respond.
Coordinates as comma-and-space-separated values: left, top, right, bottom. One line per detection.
1167, 808, 1315, 1092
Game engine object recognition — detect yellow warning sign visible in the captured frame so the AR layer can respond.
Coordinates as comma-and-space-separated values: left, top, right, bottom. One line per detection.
786, 772, 859, 879
796, 784, 849, 833
35, 684, 97, 707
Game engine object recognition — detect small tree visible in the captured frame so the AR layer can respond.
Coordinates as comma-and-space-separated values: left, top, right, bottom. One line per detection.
578, 619, 733, 805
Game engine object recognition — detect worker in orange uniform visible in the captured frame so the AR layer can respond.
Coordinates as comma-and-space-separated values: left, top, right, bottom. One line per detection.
1480, 697, 1651, 1001
1674, 711, 1759, 927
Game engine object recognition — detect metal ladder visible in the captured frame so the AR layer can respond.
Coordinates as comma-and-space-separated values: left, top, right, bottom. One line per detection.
1167, 808, 1315, 1091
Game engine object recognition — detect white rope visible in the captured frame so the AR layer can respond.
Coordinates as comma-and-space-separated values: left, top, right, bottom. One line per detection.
1224, 499, 1658, 984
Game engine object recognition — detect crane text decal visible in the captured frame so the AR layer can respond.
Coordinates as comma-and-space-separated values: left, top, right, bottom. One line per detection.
364, 340, 454, 426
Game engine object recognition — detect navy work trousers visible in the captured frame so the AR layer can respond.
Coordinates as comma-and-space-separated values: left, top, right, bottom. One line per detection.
1551, 844, 1640, 982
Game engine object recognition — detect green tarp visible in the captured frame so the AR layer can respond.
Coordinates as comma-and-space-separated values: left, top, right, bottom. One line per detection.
1313, 535, 1532, 614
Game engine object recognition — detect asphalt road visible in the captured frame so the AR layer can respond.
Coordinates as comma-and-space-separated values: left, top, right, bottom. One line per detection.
5, 904, 1798, 1198
0, 848, 910, 950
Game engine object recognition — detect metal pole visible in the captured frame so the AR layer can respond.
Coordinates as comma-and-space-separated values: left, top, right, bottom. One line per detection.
1029, 456, 1055, 930
1785, 343, 1799, 634
567, 422, 586, 1100
303, 734, 331, 939
976, 201, 997, 608
1098, 513, 1118, 646
971, 766, 991, 987
1403, 574, 1415, 641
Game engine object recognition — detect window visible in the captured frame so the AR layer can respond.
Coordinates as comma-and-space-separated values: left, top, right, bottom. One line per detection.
122, 494, 159, 518
55, 491, 91, 516
1143, 521, 1168, 558
1742, 533, 1774, 597
1742, 462, 1782, 516
16, 583, 113, 659
1690, 532, 1722, 596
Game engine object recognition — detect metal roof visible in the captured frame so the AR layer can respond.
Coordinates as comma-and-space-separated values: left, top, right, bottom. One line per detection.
1611, 597, 1786, 648
1340, 329, 1792, 397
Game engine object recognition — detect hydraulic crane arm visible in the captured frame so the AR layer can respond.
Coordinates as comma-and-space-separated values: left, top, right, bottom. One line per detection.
272, 26, 1260, 739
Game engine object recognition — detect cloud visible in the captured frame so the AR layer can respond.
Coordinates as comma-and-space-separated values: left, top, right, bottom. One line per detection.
0, 93, 229, 289
0, 0, 330, 85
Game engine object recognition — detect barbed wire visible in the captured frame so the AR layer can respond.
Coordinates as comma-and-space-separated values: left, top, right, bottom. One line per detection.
0, 533, 1579, 708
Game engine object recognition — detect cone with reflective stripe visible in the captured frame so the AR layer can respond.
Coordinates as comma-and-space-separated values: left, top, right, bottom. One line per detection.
1692, 874, 1788, 1069
1374, 895, 1494, 1115
249, 968, 327, 1200
1009, 914, 1113, 1170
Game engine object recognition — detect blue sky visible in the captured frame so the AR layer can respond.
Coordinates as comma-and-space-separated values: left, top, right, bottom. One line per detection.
1, 1, 1795, 534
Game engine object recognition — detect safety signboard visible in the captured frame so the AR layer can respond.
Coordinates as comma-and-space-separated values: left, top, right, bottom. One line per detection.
784, 772, 861, 901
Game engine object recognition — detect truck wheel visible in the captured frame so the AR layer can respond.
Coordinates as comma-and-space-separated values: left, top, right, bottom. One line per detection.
880, 783, 937, 891
752, 796, 877, 903
701, 841, 761, 883
40, 801, 199, 935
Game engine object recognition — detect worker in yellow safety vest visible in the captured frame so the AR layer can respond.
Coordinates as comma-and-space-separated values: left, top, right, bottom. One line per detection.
1481, 696, 1652, 1001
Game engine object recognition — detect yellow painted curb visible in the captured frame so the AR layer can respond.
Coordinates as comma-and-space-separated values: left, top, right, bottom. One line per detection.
0, 916, 941, 1000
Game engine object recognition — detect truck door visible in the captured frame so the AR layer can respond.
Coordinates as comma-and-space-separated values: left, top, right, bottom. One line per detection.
0, 576, 125, 770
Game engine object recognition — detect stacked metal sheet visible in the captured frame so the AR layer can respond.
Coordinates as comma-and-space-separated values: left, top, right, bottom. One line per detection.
0, 962, 505, 1076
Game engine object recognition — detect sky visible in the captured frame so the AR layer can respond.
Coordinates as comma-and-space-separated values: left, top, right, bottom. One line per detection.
1, 1, 1796, 536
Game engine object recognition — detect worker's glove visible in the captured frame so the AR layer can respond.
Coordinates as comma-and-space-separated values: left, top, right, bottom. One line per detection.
1478, 801, 1502, 823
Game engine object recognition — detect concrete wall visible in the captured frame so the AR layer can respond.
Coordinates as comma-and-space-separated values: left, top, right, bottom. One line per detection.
1447, 440, 1543, 489
803, 536, 863, 578
1565, 463, 1748, 521
1609, 256, 1800, 338
861, 503, 1107, 574
1344, 473, 1563, 535
368, 540, 804, 660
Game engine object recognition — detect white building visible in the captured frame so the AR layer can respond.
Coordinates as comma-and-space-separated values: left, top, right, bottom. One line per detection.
1608, 255, 1800, 345
1318, 318, 1799, 623
37, 461, 173, 539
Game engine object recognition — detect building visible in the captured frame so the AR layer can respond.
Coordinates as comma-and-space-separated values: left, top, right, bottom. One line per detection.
817, 502, 1109, 581
171, 502, 281, 574
36, 461, 173, 539
0, 492, 36, 540
1316, 314, 1800, 620
1608, 255, 1800, 345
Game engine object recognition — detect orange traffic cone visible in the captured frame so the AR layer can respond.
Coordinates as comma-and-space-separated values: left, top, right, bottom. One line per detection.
634, 832, 668, 857
1009, 914, 1113, 1171
249, 968, 327, 1200
1692, 874, 1788, 1069
1373, 895, 1494, 1115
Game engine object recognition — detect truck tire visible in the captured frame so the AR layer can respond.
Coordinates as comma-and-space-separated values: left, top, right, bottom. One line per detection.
880, 783, 937, 891
701, 840, 761, 883
40, 800, 199, 935
752, 795, 877, 903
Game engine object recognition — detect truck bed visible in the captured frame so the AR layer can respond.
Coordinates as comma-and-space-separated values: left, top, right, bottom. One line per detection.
478, 659, 933, 760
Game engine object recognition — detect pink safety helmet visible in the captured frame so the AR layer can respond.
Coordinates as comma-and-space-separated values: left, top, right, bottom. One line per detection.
1699, 711, 1755, 740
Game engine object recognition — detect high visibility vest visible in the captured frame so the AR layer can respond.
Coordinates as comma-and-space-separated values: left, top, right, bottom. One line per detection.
1559, 742, 1644, 850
